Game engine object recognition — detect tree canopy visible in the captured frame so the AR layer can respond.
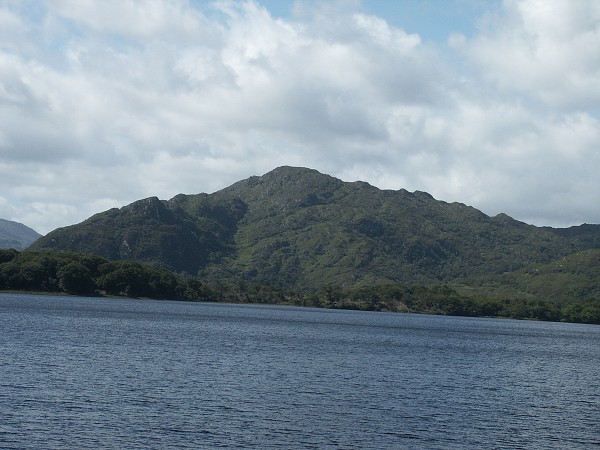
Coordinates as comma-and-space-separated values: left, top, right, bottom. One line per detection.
1, 249, 598, 325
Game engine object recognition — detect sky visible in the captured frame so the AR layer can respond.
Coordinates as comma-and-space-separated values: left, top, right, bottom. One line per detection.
1, 0, 599, 235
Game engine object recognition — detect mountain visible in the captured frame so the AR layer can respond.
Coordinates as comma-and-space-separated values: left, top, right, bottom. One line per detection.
0, 219, 42, 250
29, 166, 599, 291
499, 249, 600, 303
545, 223, 600, 249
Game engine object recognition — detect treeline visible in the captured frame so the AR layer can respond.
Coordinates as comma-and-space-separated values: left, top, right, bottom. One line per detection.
293, 284, 600, 324
0, 249, 209, 300
1, 249, 598, 324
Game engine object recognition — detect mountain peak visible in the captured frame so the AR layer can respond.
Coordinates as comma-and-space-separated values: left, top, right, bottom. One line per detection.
264, 165, 323, 177
235, 166, 339, 188
219, 166, 344, 215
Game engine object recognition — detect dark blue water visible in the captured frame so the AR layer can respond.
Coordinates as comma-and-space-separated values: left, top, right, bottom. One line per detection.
1, 293, 599, 449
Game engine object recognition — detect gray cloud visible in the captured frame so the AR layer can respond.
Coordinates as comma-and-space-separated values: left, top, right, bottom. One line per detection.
0, 0, 599, 234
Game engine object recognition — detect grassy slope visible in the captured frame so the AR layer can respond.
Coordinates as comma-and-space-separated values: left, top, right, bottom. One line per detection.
453, 249, 600, 304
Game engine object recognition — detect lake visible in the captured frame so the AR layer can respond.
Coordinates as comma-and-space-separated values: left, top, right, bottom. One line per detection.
1, 293, 599, 449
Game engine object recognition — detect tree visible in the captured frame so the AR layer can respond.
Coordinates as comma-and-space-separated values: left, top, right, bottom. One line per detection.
0, 249, 19, 264
57, 261, 95, 295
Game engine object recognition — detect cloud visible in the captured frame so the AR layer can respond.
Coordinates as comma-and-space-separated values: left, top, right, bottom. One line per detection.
48, 0, 212, 40
462, 0, 600, 110
0, 0, 599, 234
0, 2, 32, 52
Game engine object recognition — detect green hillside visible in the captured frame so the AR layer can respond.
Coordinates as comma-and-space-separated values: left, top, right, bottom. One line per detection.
457, 249, 600, 304
30, 166, 599, 292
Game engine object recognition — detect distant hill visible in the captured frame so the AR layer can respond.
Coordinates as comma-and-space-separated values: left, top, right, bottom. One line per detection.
30, 166, 600, 292
0, 219, 41, 250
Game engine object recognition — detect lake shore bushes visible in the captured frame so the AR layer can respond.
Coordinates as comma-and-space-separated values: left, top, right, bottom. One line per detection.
1, 249, 598, 324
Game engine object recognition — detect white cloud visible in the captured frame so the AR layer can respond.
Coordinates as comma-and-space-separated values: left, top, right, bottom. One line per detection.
0, 0, 599, 234
0, 2, 31, 51
47, 0, 212, 40
463, 0, 600, 110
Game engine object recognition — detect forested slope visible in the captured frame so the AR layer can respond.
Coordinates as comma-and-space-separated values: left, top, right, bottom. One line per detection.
31, 167, 598, 290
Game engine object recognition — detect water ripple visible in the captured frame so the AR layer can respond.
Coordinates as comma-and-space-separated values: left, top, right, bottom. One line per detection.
1, 293, 599, 449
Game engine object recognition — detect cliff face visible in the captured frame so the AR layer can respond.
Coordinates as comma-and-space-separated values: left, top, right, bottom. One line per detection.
30, 166, 598, 289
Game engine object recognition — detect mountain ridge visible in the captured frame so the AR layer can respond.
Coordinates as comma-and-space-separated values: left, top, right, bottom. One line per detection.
29, 166, 599, 291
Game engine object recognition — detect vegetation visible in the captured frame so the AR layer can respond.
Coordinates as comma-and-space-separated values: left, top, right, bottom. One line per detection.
15, 167, 599, 324
455, 249, 600, 304
29, 167, 600, 290
0, 249, 194, 300
1, 249, 598, 324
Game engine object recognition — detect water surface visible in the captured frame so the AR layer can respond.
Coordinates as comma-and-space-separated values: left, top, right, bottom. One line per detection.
1, 293, 598, 449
